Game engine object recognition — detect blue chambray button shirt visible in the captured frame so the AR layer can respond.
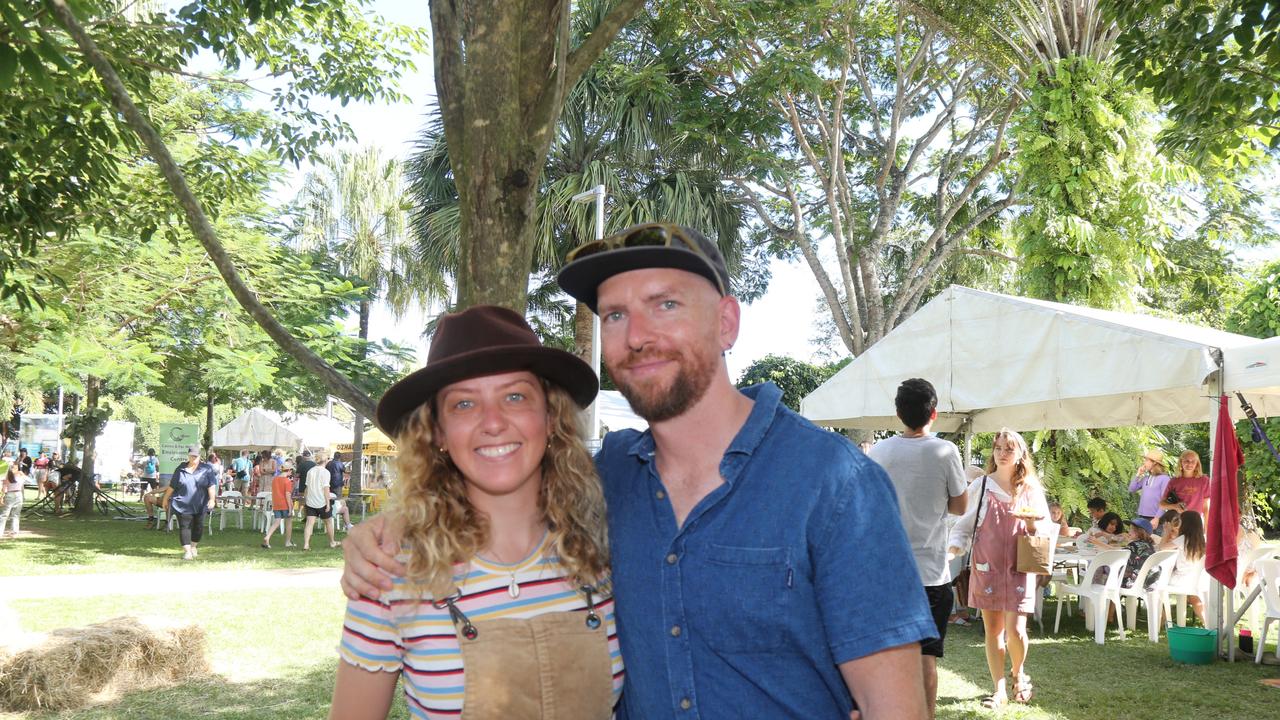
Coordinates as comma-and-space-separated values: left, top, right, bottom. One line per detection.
598, 384, 937, 719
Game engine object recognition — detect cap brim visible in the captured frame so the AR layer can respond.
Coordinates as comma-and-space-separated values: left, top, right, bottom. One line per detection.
375, 345, 598, 435
557, 246, 724, 313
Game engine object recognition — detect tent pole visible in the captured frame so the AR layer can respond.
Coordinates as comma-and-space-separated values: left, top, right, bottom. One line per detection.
1208, 368, 1230, 660
962, 419, 974, 467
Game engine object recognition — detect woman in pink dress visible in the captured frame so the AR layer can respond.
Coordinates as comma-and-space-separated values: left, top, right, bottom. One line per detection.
949, 429, 1050, 708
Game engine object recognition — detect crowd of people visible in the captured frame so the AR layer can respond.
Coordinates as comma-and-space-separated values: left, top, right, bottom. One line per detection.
135, 445, 361, 557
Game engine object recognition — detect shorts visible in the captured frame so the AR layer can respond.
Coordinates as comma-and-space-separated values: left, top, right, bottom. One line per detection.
272, 509, 291, 519
920, 584, 953, 658
305, 505, 332, 520
145, 477, 158, 490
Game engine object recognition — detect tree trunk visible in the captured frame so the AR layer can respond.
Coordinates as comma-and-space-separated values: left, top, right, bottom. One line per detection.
74, 376, 100, 516
349, 299, 372, 495
204, 388, 214, 451
430, 0, 646, 310
573, 302, 593, 365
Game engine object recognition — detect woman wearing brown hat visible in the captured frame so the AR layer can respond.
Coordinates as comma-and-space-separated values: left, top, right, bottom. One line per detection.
329, 306, 621, 720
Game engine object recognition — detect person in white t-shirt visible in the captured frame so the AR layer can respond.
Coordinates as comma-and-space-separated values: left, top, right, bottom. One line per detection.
867, 378, 967, 720
303, 452, 336, 550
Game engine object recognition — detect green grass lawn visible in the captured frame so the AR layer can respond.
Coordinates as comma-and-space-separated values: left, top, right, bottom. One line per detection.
3, 588, 409, 720
0, 507, 346, 576
2, 513, 1278, 719
936, 619, 1278, 719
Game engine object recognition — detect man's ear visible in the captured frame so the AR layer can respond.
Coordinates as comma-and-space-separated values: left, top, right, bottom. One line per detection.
930, 408, 938, 422
718, 294, 741, 353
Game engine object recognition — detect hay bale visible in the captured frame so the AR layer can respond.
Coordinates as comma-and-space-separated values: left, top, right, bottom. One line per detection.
0, 615, 208, 711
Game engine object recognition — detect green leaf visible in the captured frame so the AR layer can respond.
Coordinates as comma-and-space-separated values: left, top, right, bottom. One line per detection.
0, 44, 15, 90
16, 49, 50, 92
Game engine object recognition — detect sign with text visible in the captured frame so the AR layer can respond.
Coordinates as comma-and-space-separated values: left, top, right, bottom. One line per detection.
158, 423, 200, 473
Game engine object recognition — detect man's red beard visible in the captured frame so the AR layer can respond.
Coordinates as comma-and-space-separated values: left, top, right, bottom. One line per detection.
612, 346, 716, 423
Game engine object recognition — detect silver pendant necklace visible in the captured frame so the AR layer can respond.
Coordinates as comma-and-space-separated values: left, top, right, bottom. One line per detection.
508, 572, 520, 598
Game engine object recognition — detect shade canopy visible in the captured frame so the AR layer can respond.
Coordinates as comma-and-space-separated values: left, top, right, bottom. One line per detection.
337, 427, 398, 456
213, 409, 356, 452
801, 286, 1280, 432
597, 390, 648, 433
212, 409, 304, 451
1224, 335, 1280, 398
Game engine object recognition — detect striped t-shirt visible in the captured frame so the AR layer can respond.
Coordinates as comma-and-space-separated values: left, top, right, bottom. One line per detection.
338, 536, 624, 719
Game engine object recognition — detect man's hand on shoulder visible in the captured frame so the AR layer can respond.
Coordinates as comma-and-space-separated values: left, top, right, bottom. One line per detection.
341, 514, 407, 600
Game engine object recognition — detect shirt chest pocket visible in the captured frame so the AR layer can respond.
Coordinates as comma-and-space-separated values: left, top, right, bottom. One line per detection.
689, 544, 794, 654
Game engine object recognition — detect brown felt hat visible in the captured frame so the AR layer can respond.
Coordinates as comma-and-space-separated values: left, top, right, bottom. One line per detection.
374, 305, 598, 434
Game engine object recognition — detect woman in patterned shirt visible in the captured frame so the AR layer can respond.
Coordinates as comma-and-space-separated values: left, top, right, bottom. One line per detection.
330, 306, 621, 720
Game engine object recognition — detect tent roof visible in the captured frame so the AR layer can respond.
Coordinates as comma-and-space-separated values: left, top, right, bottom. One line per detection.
213, 410, 355, 451
212, 409, 304, 451
1224, 335, 1280, 397
597, 390, 648, 433
801, 286, 1280, 432
285, 415, 352, 449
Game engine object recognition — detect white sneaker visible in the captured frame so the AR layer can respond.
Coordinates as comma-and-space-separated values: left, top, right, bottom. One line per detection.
182, 550, 194, 561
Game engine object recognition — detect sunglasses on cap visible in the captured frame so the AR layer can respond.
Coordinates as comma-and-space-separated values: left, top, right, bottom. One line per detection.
565, 222, 727, 295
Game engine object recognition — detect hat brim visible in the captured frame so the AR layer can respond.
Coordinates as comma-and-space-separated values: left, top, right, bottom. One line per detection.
557, 246, 725, 313
375, 344, 599, 435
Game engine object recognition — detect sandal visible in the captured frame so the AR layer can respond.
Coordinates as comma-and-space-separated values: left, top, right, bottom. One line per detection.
1013, 674, 1034, 704
980, 692, 1007, 709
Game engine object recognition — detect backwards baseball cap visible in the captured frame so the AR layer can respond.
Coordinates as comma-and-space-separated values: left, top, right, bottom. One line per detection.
302, 449, 312, 457
186, 445, 200, 456
557, 222, 730, 313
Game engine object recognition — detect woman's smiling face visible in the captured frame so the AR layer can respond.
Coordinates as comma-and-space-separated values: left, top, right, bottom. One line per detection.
436, 371, 550, 506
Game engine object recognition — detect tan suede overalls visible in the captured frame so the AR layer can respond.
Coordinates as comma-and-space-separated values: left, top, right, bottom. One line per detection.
434, 586, 615, 719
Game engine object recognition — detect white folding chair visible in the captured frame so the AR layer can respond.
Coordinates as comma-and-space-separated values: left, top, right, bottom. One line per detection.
219, 491, 245, 530
1253, 559, 1280, 664
1119, 550, 1179, 642
254, 491, 272, 532
1237, 545, 1280, 635
1164, 563, 1207, 628
1054, 549, 1130, 644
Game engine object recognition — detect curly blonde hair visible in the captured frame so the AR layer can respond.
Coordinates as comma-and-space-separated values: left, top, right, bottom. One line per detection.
387, 379, 609, 599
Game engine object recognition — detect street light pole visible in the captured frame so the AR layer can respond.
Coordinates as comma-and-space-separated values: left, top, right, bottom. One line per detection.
571, 185, 606, 445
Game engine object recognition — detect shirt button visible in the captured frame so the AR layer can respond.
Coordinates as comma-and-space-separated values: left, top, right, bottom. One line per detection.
670, 624, 682, 637
666, 553, 678, 565
656, 489, 665, 499
680, 698, 692, 710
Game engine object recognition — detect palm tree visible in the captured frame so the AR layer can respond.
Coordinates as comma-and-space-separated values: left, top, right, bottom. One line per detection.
293, 147, 446, 492
405, 0, 750, 362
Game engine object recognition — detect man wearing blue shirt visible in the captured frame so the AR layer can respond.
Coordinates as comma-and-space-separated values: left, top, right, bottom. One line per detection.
342, 223, 935, 718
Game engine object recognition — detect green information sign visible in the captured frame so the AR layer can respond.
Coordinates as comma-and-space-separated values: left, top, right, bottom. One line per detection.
158, 423, 200, 474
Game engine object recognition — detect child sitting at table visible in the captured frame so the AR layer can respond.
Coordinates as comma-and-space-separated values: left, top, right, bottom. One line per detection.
1084, 512, 1126, 547
1158, 510, 1207, 623
1047, 502, 1077, 537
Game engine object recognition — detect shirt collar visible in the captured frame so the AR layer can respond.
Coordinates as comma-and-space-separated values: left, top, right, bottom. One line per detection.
624, 383, 784, 483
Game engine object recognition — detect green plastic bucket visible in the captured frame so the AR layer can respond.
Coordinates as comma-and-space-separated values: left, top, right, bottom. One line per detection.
1167, 626, 1217, 665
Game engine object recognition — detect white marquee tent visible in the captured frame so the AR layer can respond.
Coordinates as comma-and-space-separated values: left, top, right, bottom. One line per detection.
801, 286, 1280, 433
801, 286, 1280, 661
212, 409, 303, 451
213, 409, 354, 452
597, 390, 648, 433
